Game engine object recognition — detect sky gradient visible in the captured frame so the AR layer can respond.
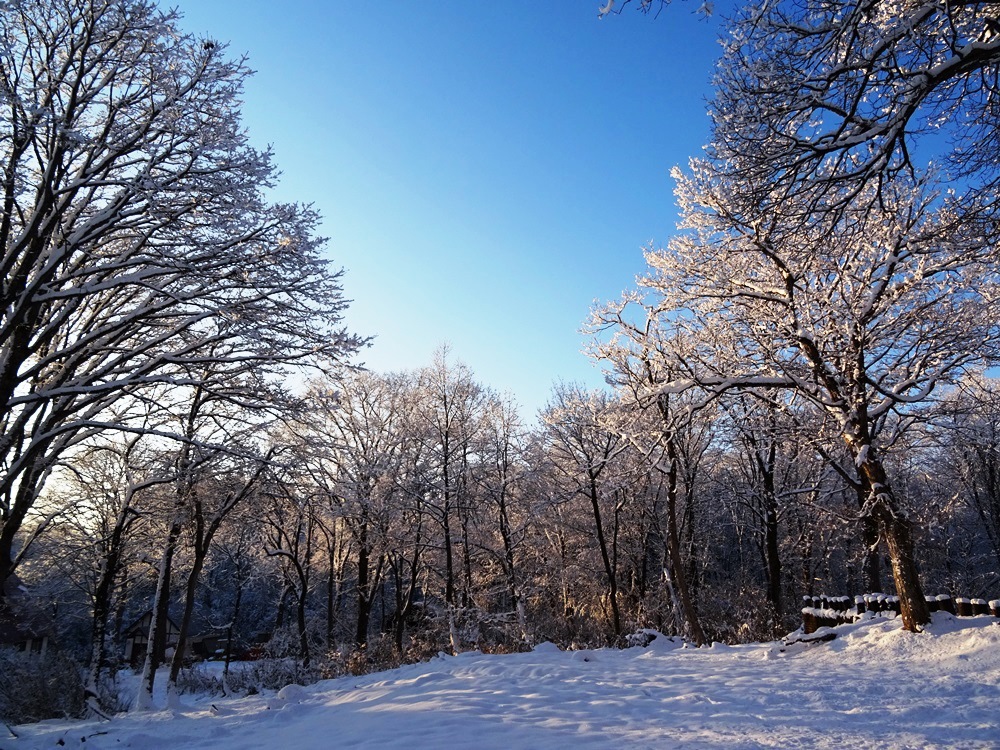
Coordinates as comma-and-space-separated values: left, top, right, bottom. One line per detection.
173, 1, 723, 417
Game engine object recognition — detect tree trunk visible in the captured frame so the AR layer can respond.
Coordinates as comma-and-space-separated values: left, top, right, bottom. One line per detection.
750, 432, 781, 630
166, 548, 209, 703
857, 455, 929, 631
0, 469, 45, 607
85, 512, 134, 717
664, 487, 705, 645
497, 489, 529, 643
326, 529, 342, 647
764, 503, 782, 626
460, 502, 475, 609
853, 477, 882, 593
355, 521, 372, 648
390, 553, 418, 653
587, 475, 622, 638
274, 582, 292, 631
664, 430, 706, 646
135, 515, 182, 711
296, 579, 310, 668
443, 489, 455, 607
223, 579, 243, 688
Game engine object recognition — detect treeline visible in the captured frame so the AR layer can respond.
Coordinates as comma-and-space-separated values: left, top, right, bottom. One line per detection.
6, 347, 999, 716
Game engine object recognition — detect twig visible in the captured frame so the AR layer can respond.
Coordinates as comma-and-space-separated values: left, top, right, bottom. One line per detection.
3, 718, 19, 738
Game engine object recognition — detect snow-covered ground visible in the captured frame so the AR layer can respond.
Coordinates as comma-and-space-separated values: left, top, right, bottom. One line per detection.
8, 612, 1000, 749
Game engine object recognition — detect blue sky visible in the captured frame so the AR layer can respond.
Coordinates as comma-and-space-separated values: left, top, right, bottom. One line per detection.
174, 2, 723, 417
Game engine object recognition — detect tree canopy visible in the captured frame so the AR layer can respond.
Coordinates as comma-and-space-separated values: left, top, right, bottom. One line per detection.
0, 0, 362, 600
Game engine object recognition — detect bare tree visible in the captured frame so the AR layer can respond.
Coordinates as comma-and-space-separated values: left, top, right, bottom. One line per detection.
595, 0, 1000, 631
0, 0, 361, 604
294, 371, 412, 649
477, 393, 533, 643
635, 169, 1000, 629
43, 430, 168, 717
709, 1, 1000, 214
720, 395, 789, 629
540, 385, 631, 640
81, 443, 163, 716
938, 373, 1000, 573
412, 347, 486, 628
588, 305, 713, 644
262, 471, 317, 668
163, 446, 272, 705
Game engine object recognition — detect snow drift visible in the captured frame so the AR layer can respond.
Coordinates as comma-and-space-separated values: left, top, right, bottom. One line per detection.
10, 612, 1000, 749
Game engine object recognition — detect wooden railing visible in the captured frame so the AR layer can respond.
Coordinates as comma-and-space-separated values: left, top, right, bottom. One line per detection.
800, 594, 1000, 634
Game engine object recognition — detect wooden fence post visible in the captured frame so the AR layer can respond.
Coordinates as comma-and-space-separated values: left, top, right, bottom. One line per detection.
802, 591, 1000, 634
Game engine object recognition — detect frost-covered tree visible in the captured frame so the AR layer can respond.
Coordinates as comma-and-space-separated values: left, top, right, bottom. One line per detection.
709, 0, 1000, 215
293, 371, 413, 649
587, 304, 714, 644
261, 465, 319, 668
718, 394, 793, 628
639, 169, 1000, 630
936, 374, 1000, 574
540, 386, 632, 639
475, 393, 533, 643
0, 0, 361, 603
597, 0, 1000, 632
412, 347, 486, 615
67, 433, 169, 716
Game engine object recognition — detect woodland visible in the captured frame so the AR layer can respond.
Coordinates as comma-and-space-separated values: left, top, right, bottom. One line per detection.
1, 0, 1000, 724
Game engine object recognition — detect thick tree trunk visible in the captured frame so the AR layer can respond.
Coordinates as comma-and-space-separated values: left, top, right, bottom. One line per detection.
664, 432, 706, 646
870, 494, 928, 630
857, 455, 929, 631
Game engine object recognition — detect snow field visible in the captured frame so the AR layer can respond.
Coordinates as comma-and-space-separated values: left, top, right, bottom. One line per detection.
10, 612, 1000, 750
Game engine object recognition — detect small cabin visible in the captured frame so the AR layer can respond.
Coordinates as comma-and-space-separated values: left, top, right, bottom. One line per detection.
123, 611, 180, 667
0, 616, 49, 657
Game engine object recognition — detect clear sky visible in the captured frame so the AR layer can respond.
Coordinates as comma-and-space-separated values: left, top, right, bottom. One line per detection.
172, 1, 723, 418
